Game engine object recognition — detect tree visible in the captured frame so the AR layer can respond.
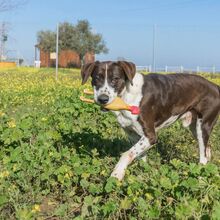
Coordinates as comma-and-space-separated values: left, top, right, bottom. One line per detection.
58, 22, 76, 50
72, 20, 108, 65
37, 20, 108, 66
0, 0, 27, 12
37, 30, 56, 52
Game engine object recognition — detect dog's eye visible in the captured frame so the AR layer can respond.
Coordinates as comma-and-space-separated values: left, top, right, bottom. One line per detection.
95, 75, 101, 81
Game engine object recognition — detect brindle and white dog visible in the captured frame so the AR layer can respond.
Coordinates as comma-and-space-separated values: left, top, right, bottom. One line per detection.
81, 61, 220, 181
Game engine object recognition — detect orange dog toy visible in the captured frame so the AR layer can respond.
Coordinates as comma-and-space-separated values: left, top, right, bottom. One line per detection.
80, 89, 140, 115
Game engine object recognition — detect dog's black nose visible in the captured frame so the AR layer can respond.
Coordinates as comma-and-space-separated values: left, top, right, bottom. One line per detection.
98, 94, 109, 104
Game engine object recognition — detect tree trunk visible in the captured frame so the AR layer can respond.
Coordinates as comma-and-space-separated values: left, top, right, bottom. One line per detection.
79, 54, 85, 67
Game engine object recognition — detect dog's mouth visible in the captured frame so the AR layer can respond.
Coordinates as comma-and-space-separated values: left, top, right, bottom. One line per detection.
100, 106, 109, 112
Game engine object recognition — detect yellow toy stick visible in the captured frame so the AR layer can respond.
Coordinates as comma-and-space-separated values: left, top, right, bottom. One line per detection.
80, 89, 140, 115
83, 89, 94, 95
80, 96, 95, 103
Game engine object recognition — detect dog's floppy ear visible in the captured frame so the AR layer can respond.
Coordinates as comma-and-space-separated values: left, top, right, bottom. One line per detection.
117, 61, 136, 85
81, 61, 99, 85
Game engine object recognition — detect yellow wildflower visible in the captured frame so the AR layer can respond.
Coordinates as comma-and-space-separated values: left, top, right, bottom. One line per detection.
0, 170, 10, 178
0, 111, 5, 117
13, 164, 17, 172
7, 119, 16, 128
41, 117, 47, 122
31, 204, 41, 213
64, 173, 70, 179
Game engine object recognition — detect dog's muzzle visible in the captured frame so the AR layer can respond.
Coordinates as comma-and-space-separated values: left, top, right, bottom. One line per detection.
98, 94, 109, 104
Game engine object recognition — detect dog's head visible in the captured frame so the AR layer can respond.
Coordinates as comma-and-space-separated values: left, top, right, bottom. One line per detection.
81, 61, 136, 105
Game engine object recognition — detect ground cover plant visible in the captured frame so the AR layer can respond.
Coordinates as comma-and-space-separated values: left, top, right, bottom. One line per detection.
0, 67, 220, 219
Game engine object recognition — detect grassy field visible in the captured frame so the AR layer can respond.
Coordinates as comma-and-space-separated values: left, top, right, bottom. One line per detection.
0, 67, 220, 219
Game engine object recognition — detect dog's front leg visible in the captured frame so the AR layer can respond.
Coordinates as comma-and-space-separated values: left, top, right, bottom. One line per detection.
111, 136, 152, 181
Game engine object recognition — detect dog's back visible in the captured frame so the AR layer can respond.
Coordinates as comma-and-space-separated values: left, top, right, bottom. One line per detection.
141, 73, 220, 119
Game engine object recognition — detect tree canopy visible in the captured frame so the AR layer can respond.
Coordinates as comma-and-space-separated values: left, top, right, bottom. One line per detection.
37, 20, 108, 64
37, 30, 56, 52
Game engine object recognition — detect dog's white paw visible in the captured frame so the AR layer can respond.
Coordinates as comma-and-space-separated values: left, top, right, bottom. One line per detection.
111, 151, 133, 181
200, 157, 208, 165
110, 170, 125, 181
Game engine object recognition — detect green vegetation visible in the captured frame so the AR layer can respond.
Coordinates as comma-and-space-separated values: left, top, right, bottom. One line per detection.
37, 20, 108, 64
0, 68, 219, 219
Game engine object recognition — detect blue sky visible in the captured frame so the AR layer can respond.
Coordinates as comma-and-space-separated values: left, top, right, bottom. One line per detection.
0, 0, 220, 69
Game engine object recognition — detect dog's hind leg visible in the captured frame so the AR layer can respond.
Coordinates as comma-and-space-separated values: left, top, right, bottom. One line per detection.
196, 106, 219, 164
188, 110, 198, 139
206, 145, 211, 161
182, 112, 213, 163
196, 118, 208, 164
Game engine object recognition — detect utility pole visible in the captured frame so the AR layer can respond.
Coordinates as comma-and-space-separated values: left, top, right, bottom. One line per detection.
55, 23, 59, 81
17, 50, 20, 67
152, 24, 156, 72
0, 22, 8, 61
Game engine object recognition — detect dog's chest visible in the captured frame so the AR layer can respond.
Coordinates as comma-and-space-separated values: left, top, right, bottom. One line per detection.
113, 73, 144, 136
116, 111, 143, 136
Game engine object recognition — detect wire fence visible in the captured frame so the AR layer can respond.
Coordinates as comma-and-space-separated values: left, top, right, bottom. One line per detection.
136, 65, 219, 74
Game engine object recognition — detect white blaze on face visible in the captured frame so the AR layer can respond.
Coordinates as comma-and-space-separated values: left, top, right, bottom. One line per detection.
93, 63, 117, 104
